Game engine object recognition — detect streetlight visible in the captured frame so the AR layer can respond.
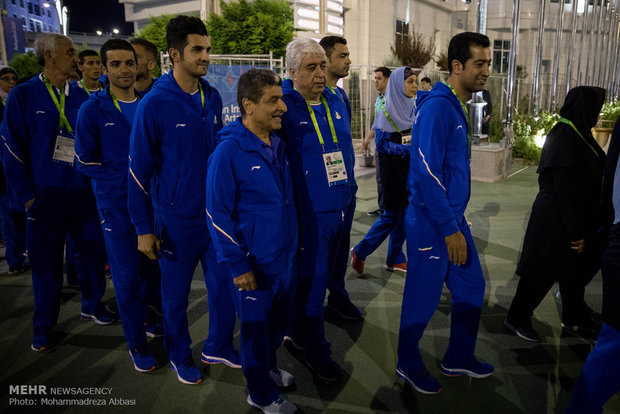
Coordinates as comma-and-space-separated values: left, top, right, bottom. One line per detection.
112, 28, 120, 35
96, 30, 103, 36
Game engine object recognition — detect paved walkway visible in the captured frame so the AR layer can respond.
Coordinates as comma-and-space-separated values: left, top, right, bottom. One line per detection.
0, 162, 618, 413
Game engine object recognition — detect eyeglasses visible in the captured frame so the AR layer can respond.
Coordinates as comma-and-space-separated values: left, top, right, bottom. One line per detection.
0, 76, 17, 82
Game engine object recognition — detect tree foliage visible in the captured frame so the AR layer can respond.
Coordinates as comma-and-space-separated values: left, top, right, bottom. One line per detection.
390, 26, 435, 69
206, 0, 294, 58
435, 49, 449, 72
9, 51, 42, 80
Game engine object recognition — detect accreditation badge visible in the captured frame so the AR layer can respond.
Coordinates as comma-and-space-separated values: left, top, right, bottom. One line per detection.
52, 131, 75, 165
323, 150, 348, 186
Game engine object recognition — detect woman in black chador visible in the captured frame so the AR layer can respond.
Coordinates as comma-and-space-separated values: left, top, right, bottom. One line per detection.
505, 86, 606, 342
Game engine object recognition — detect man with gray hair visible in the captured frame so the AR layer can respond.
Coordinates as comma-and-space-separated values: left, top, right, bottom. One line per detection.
0, 33, 113, 352
280, 37, 357, 383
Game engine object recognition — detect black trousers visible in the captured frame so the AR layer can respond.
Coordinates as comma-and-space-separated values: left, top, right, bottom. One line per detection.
602, 223, 620, 330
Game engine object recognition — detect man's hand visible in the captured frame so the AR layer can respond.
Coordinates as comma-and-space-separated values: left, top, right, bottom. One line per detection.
25, 197, 35, 211
444, 230, 467, 266
571, 239, 585, 254
234, 271, 257, 292
137, 233, 161, 260
362, 130, 375, 152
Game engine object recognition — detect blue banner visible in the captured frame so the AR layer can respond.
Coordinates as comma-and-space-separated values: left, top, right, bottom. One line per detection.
205, 63, 276, 125
2, 16, 25, 62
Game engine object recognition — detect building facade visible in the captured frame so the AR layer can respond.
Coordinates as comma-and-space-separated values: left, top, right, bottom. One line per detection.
1, 0, 61, 34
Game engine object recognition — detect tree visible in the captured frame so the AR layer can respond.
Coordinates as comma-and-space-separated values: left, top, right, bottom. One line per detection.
390, 26, 435, 69
435, 48, 449, 72
9, 51, 42, 80
206, 0, 294, 58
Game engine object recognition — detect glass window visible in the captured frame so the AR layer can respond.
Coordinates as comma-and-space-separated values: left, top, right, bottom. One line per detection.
34, 4, 40, 15
29, 20, 34, 31
395, 19, 409, 45
20, 0, 24, 7
493, 39, 511, 74
27, 2, 32, 13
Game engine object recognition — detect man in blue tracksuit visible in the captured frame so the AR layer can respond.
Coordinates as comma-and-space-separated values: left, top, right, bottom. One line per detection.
128, 15, 237, 385
280, 38, 357, 383
0, 33, 112, 351
396, 32, 494, 394
207, 69, 298, 414
75, 39, 161, 373
319, 35, 362, 321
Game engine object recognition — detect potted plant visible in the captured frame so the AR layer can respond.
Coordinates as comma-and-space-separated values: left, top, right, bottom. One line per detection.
594, 101, 620, 150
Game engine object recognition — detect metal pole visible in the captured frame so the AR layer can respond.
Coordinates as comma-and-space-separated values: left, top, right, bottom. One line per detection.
551, 0, 565, 113
200, 0, 207, 20
532, 0, 546, 116
604, 12, 618, 99
503, 0, 520, 148
612, 18, 620, 100
477, 0, 488, 34
598, 3, 611, 87
593, 0, 605, 86
576, 0, 589, 86
566, 1, 579, 94
586, 2, 601, 85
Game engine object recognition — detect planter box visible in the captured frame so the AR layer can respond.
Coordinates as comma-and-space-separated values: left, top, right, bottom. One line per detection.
471, 143, 512, 183
592, 127, 613, 152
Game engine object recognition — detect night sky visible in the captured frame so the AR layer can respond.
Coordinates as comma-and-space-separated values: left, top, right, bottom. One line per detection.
63, 0, 134, 36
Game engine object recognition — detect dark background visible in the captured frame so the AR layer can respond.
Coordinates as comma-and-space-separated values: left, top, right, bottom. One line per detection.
63, 0, 134, 36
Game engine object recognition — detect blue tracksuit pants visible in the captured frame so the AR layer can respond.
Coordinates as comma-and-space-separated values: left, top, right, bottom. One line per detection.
27, 189, 107, 339
99, 207, 160, 350
156, 222, 236, 363
354, 208, 406, 266
397, 206, 485, 374
565, 322, 620, 414
232, 264, 296, 406
326, 199, 355, 306
291, 209, 350, 364
0, 195, 26, 270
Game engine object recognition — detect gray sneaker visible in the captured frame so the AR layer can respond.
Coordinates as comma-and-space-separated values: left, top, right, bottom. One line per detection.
247, 394, 296, 413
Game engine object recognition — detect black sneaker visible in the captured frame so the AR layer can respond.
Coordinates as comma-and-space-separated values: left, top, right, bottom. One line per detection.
561, 314, 601, 335
504, 320, 541, 342
306, 358, 343, 383
327, 297, 363, 320
367, 208, 383, 216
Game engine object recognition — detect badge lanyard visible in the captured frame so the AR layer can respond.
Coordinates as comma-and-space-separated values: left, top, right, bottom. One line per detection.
559, 117, 601, 159
381, 102, 401, 133
80, 79, 102, 96
108, 87, 138, 114
444, 81, 471, 158
42, 73, 73, 133
305, 95, 338, 152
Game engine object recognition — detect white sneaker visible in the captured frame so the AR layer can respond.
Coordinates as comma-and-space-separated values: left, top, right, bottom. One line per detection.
269, 368, 294, 387
247, 394, 297, 413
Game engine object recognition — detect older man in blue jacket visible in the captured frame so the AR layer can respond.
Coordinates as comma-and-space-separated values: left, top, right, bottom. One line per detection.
396, 32, 494, 394
75, 39, 162, 373
128, 16, 237, 385
279, 37, 357, 384
1, 33, 111, 352
207, 68, 298, 414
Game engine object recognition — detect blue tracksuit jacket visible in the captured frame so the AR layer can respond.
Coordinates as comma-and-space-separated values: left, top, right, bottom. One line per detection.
279, 79, 357, 214
408, 81, 471, 237
206, 119, 298, 277
128, 71, 223, 234
0, 74, 89, 204
75, 87, 133, 207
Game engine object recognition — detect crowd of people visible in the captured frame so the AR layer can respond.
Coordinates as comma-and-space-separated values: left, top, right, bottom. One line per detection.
1, 14, 618, 414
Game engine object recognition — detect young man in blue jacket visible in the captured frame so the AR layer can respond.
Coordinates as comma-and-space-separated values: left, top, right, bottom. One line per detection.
0, 33, 113, 352
319, 35, 362, 321
207, 69, 298, 414
75, 39, 162, 373
280, 38, 357, 383
396, 32, 494, 394
128, 15, 237, 385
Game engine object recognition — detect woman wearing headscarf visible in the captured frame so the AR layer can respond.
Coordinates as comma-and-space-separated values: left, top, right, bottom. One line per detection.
505, 86, 606, 342
351, 67, 417, 274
